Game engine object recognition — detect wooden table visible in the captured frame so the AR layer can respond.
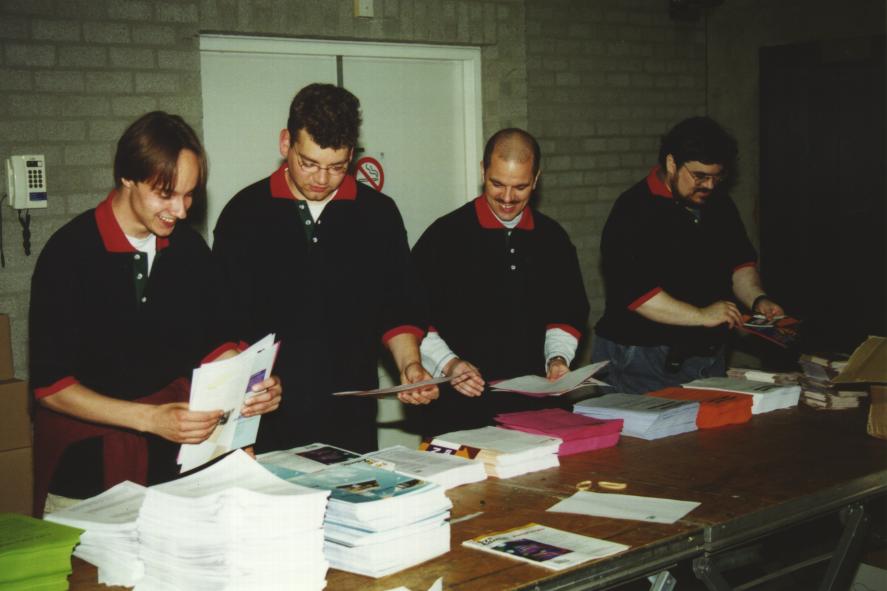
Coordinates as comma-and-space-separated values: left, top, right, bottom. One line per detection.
68, 406, 887, 590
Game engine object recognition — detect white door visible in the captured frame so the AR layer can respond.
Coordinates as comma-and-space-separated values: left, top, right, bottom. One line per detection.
199, 35, 482, 245
199, 36, 483, 448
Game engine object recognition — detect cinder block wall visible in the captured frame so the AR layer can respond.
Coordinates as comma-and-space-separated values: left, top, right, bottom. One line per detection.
524, 0, 707, 359
0, 0, 530, 380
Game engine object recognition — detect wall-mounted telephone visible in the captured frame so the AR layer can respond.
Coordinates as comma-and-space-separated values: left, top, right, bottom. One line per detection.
5, 155, 48, 209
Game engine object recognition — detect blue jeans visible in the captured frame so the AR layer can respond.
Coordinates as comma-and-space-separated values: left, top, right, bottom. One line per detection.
591, 335, 726, 394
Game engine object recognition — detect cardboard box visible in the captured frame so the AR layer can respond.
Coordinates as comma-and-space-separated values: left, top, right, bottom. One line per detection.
833, 336, 887, 385
867, 385, 887, 440
0, 314, 13, 380
0, 446, 33, 515
0, 379, 31, 451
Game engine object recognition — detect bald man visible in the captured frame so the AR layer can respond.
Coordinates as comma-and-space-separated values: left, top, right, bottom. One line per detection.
408, 128, 590, 434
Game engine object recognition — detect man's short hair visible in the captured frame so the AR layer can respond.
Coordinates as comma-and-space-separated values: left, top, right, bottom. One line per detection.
658, 116, 738, 175
287, 83, 362, 150
114, 111, 207, 201
483, 128, 542, 176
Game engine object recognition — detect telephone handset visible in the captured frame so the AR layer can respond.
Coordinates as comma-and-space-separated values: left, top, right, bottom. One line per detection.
5, 155, 47, 209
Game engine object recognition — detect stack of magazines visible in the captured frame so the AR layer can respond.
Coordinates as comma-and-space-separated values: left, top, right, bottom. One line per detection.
573, 393, 699, 440
494, 408, 623, 455
136, 450, 330, 591
259, 444, 452, 578
44, 481, 146, 586
797, 353, 866, 410
681, 377, 801, 414
646, 387, 752, 428
426, 426, 562, 478
364, 445, 487, 490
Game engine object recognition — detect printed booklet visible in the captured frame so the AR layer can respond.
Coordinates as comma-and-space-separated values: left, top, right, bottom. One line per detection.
462, 523, 628, 571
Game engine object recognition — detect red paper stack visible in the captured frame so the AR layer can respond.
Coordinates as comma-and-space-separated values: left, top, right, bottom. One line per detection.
647, 387, 752, 428
494, 408, 623, 456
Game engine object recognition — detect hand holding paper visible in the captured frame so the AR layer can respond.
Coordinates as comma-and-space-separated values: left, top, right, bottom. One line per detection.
178, 334, 280, 472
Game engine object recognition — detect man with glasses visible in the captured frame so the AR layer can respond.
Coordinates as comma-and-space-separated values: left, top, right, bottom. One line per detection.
593, 116, 784, 393
213, 83, 437, 454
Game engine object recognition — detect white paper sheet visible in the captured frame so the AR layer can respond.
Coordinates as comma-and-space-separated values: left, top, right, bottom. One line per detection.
332, 375, 452, 397
178, 334, 279, 472
547, 491, 700, 524
490, 361, 609, 396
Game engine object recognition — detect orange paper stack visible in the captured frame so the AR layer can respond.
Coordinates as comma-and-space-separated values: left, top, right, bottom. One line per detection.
647, 387, 752, 428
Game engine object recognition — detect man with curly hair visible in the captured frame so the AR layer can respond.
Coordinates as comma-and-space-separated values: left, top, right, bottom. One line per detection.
593, 116, 784, 393
213, 83, 437, 454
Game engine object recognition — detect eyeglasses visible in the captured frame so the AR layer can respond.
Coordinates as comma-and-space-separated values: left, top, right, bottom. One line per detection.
294, 152, 349, 176
682, 164, 725, 185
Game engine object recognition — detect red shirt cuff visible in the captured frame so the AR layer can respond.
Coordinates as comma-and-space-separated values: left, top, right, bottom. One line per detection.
34, 376, 79, 400
733, 261, 757, 273
382, 325, 425, 344
628, 287, 663, 311
201, 341, 244, 364
545, 323, 582, 340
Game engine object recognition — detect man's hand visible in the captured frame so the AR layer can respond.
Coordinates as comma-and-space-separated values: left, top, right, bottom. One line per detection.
444, 358, 485, 397
546, 356, 569, 381
397, 361, 439, 405
754, 297, 785, 321
241, 375, 282, 417
699, 300, 742, 329
148, 402, 223, 444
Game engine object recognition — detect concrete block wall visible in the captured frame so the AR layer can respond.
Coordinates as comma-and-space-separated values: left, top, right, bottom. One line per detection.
524, 0, 707, 358
0, 0, 528, 380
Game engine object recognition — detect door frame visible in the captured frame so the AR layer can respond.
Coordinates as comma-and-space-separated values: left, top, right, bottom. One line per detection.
199, 34, 484, 202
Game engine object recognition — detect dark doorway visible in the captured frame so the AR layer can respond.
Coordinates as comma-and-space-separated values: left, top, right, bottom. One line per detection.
759, 36, 886, 354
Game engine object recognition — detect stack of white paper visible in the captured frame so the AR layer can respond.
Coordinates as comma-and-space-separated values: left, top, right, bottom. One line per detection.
260, 453, 452, 578
573, 393, 699, 440
428, 426, 562, 478
45, 481, 146, 587
135, 450, 329, 591
364, 445, 487, 490
681, 377, 801, 414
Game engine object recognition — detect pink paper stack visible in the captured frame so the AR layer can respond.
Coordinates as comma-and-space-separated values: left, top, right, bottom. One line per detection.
494, 408, 623, 456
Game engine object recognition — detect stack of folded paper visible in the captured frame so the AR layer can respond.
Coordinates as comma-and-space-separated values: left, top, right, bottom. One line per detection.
796, 353, 866, 410
726, 367, 800, 384
1, 513, 82, 591
427, 426, 562, 478
647, 387, 752, 428
260, 451, 452, 578
494, 408, 623, 455
573, 393, 699, 440
136, 450, 329, 591
44, 481, 146, 587
364, 445, 487, 490
681, 377, 801, 414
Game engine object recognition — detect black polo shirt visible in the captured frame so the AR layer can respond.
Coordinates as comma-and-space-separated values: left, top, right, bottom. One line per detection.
595, 167, 757, 350
212, 166, 423, 453
29, 192, 225, 495
408, 197, 589, 432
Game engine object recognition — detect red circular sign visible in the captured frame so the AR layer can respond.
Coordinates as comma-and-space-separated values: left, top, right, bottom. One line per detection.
356, 156, 385, 191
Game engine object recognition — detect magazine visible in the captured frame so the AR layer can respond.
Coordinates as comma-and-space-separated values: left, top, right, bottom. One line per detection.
462, 523, 628, 571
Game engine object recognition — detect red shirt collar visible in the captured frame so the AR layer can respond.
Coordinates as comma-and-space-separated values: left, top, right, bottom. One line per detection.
646, 165, 673, 199
269, 164, 357, 201
95, 191, 170, 253
473, 196, 535, 230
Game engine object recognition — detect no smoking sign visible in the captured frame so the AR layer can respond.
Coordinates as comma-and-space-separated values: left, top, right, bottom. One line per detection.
356, 156, 385, 191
